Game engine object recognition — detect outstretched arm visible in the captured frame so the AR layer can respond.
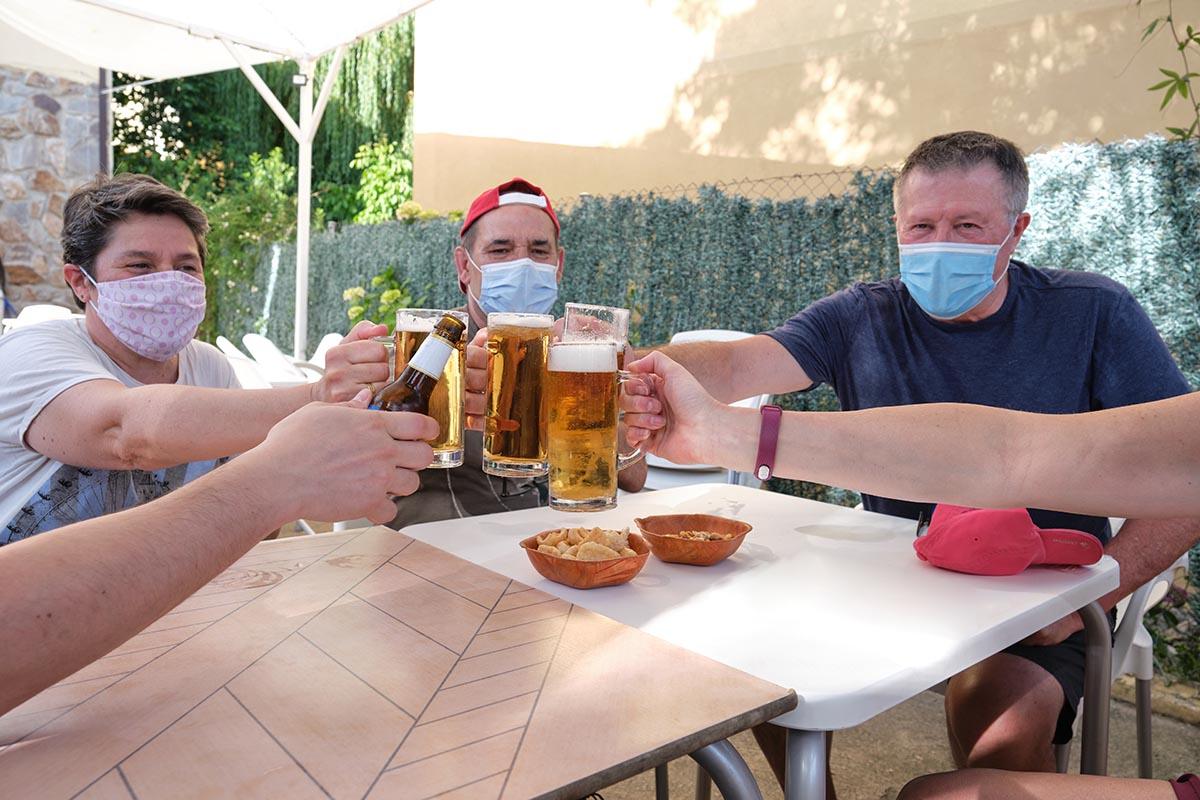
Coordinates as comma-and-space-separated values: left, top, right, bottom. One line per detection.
0, 392, 438, 715
26, 321, 393, 470
625, 351, 1200, 520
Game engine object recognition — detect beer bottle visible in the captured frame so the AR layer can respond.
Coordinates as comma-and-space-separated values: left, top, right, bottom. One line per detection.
370, 313, 466, 414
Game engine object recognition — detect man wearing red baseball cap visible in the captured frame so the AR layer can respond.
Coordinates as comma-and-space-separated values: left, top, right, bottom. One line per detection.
454, 177, 563, 328
390, 178, 643, 527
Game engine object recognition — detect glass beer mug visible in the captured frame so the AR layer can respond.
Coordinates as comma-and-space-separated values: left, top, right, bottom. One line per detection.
394, 309, 468, 468
546, 340, 644, 511
483, 312, 553, 476
563, 302, 631, 368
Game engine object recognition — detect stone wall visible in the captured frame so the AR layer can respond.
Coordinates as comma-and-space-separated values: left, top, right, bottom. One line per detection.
0, 66, 100, 309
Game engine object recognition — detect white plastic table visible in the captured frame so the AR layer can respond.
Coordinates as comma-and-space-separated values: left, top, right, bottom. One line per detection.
402, 483, 1120, 800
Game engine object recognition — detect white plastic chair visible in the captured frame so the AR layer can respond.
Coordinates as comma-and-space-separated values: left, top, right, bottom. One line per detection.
1, 303, 77, 334
644, 329, 772, 489
242, 333, 322, 386
215, 336, 273, 390
309, 332, 345, 370
1054, 517, 1190, 777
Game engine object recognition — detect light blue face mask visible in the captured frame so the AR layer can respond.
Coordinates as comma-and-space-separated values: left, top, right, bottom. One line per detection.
899, 228, 1014, 320
467, 253, 559, 316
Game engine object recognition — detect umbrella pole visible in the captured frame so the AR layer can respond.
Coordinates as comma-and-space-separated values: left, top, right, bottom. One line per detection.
223, 40, 345, 360
295, 57, 314, 360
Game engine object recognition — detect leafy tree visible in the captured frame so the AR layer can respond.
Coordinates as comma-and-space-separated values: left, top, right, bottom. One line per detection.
201, 149, 299, 340
350, 137, 413, 224
112, 16, 415, 221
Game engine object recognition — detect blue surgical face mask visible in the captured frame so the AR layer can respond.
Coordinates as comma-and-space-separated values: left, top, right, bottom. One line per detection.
899, 228, 1014, 320
466, 253, 559, 316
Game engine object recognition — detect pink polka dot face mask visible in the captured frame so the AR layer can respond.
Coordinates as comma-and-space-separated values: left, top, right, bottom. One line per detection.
82, 270, 207, 361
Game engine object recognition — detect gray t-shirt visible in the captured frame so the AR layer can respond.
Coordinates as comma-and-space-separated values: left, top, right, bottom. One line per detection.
0, 318, 240, 543
389, 315, 546, 528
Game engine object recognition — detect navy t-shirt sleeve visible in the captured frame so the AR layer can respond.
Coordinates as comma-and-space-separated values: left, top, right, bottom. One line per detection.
764, 285, 863, 388
1091, 288, 1193, 408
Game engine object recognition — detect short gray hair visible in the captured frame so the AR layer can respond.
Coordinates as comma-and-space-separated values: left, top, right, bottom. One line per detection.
893, 131, 1029, 218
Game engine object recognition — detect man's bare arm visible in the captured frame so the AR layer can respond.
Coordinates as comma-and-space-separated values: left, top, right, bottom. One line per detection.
0, 395, 438, 715
627, 352, 1200, 520
635, 335, 813, 403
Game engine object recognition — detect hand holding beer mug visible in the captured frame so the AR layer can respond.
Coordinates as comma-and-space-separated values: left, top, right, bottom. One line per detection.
563, 302, 631, 368
484, 312, 553, 476
547, 340, 645, 511
395, 309, 468, 468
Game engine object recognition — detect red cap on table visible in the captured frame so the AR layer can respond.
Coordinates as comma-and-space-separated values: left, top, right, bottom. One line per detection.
914, 505, 1103, 576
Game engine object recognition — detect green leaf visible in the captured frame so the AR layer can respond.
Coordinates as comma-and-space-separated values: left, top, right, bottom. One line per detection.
1160, 83, 1179, 110
1142, 18, 1161, 40
1160, 68, 1181, 79
1149, 79, 1174, 90
1165, 126, 1188, 136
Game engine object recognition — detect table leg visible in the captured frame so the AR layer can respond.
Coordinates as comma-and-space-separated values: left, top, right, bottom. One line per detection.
689, 739, 763, 800
784, 728, 826, 800
655, 763, 671, 800
1079, 600, 1112, 776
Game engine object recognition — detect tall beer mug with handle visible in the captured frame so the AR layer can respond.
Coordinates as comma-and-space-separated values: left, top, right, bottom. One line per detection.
546, 340, 644, 512
563, 302, 631, 368
395, 309, 469, 468
484, 312, 554, 477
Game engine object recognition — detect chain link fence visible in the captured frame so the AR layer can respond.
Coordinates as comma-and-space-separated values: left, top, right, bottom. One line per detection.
561, 166, 890, 209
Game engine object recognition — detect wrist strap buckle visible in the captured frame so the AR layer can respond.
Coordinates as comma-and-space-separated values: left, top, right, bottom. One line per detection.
755, 405, 783, 481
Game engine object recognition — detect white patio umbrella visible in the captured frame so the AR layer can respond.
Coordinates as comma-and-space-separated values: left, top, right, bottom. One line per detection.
0, 0, 432, 358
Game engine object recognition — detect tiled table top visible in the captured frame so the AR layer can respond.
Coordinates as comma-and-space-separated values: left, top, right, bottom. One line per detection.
0, 527, 795, 799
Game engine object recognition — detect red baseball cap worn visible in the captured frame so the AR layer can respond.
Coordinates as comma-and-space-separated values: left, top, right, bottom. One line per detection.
460, 177, 560, 239
913, 504, 1103, 576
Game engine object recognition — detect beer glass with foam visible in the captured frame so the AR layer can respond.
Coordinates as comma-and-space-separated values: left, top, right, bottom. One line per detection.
546, 340, 644, 511
563, 303, 631, 368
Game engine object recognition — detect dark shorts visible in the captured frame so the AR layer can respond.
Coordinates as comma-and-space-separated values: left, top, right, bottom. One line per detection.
1171, 774, 1200, 800
1002, 609, 1116, 745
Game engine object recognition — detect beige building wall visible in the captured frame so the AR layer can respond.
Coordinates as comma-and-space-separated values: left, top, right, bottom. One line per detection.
413, 0, 1196, 212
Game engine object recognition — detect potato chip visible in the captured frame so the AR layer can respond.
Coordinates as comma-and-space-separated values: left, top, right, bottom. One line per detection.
535, 527, 638, 561
575, 541, 621, 561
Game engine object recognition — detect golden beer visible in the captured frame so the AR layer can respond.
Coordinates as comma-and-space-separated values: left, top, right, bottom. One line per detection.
546, 342, 621, 511
484, 312, 553, 476
395, 310, 467, 468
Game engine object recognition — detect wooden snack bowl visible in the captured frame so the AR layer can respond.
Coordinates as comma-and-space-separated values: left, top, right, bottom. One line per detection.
633, 514, 752, 566
519, 531, 651, 589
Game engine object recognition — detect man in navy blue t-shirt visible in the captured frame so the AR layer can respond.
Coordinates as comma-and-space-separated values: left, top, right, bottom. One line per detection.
650, 131, 1197, 789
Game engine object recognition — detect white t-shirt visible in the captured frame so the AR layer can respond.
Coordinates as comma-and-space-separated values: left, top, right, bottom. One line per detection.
0, 318, 240, 544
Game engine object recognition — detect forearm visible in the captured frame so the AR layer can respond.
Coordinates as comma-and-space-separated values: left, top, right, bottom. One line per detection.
708, 397, 1200, 520
654, 342, 746, 403
1098, 517, 1199, 610
0, 452, 291, 714
109, 383, 314, 468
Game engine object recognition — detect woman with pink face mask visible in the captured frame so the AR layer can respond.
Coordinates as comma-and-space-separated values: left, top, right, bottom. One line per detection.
0, 174, 430, 544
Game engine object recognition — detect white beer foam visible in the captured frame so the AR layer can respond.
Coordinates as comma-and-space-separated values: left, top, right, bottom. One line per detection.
549, 342, 617, 372
394, 313, 436, 332
488, 312, 553, 328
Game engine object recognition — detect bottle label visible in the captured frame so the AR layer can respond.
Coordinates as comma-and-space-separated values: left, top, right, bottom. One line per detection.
408, 335, 454, 379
